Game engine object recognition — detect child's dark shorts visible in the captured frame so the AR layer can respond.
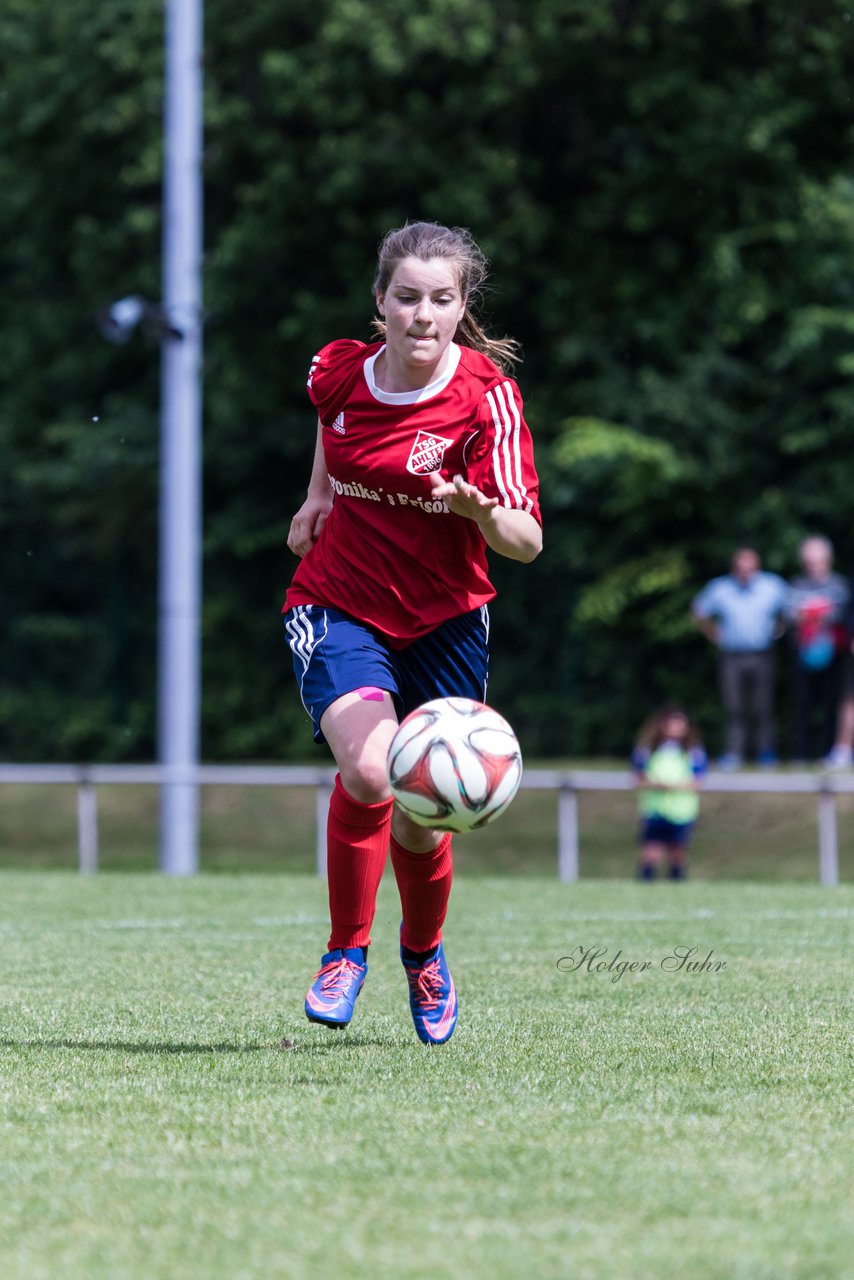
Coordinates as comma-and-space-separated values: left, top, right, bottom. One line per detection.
639, 816, 695, 848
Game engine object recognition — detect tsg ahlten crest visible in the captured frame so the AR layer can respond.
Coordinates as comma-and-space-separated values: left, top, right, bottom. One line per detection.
406, 429, 453, 476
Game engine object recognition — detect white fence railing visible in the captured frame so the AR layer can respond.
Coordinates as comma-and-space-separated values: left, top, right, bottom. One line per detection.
0, 764, 850, 885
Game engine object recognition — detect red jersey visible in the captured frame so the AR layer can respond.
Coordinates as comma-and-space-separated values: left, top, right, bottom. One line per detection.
284, 339, 541, 644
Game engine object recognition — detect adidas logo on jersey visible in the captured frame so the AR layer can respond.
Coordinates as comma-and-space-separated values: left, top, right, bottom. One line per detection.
331, 413, 346, 434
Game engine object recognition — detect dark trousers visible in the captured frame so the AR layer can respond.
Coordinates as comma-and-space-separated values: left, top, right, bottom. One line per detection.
792, 659, 841, 762
719, 650, 776, 758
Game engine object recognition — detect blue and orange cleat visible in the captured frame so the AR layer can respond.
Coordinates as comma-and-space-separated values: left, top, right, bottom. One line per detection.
304, 948, 367, 1028
401, 940, 458, 1045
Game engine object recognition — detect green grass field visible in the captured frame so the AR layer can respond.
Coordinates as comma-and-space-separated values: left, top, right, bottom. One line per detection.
1, 872, 852, 1279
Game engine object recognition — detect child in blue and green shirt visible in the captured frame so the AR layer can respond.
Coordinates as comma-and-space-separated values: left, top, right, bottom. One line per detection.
631, 706, 707, 880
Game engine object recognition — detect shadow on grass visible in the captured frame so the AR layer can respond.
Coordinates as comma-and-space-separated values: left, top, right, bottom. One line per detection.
0, 1037, 271, 1054
0, 1032, 389, 1054
295, 1031, 389, 1052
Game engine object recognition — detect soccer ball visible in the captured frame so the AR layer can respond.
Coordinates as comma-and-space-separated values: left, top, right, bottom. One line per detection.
386, 697, 522, 832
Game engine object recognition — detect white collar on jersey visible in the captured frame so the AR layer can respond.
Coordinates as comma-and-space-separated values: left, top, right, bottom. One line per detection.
363, 342, 462, 404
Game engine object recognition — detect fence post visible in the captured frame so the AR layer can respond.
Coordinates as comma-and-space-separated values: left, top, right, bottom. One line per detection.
315, 777, 333, 877
77, 782, 99, 873
817, 787, 839, 887
557, 785, 579, 883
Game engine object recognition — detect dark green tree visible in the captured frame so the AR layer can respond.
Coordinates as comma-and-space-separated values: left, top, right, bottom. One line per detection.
2, 0, 853, 761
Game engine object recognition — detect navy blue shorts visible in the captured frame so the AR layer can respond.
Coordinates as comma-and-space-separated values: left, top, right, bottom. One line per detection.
639, 816, 695, 848
284, 604, 490, 743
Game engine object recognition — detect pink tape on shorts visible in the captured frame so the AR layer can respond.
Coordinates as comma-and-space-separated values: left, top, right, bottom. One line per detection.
356, 686, 385, 702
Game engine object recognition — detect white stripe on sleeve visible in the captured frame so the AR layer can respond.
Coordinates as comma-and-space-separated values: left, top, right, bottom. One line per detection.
487, 382, 533, 512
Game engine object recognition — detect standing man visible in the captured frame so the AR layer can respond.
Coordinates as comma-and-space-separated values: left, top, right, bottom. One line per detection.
824, 566, 854, 768
786, 536, 850, 763
691, 548, 788, 769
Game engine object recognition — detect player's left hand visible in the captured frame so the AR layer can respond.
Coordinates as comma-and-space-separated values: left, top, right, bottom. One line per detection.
429, 472, 499, 524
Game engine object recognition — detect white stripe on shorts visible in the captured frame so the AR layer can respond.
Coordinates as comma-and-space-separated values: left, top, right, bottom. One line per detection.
285, 605, 328, 712
479, 603, 490, 699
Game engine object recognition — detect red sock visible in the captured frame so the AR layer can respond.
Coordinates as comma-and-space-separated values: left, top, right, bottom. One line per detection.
326, 775, 394, 952
390, 833, 453, 953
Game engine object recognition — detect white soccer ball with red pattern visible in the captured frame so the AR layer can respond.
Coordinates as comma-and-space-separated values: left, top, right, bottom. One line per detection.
386, 697, 522, 832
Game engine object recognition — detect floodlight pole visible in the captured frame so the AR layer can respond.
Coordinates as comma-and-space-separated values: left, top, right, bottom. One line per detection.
158, 0, 203, 874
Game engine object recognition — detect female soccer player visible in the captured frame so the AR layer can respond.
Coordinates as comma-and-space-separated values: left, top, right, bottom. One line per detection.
284, 221, 542, 1044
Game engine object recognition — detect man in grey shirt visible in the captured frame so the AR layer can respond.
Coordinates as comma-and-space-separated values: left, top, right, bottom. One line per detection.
692, 547, 788, 768
787, 536, 850, 762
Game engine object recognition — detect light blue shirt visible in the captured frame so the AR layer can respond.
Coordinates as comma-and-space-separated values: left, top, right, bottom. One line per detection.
692, 572, 788, 652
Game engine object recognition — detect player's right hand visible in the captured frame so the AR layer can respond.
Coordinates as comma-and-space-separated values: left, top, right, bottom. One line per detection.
287, 494, 333, 557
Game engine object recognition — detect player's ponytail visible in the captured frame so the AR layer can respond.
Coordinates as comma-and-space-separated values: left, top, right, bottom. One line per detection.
453, 310, 521, 375
372, 221, 522, 374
